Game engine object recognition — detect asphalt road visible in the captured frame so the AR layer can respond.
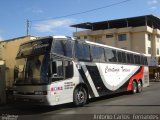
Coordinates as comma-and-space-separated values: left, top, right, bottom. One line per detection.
1, 82, 160, 120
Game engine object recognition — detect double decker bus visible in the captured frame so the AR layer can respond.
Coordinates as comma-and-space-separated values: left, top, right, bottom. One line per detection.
13, 36, 149, 106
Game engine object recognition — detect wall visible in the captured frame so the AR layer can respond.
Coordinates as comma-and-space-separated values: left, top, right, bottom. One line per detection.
131, 32, 146, 53
0, 36, 36, 89
0, 64, 6, 104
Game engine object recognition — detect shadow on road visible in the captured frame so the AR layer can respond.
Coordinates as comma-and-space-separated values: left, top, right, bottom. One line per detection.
0, 92, 131, 116
0, 103, 75, 115
1, 90, 158, 116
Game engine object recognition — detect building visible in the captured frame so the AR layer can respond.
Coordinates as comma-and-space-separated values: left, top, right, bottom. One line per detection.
0, 61, 6, 104
0, 35, 36, 92
71, 15, 160, 79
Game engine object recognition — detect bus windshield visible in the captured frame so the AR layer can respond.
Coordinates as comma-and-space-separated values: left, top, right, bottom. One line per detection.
14, 38, 52, 85
14, 54, 50, 85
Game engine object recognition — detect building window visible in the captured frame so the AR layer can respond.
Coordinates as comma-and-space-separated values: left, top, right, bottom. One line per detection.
77, 36, 80, 39
148, 34, 151, 41
118, 34, 127, 41
106, 34, 113, 38
148, 47, 151, 54
157, 48, 159, 55
95, 36, 103, 44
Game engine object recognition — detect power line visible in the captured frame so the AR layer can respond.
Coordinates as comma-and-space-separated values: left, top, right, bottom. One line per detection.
30, 0, 133, 22
27, 0, 133, 35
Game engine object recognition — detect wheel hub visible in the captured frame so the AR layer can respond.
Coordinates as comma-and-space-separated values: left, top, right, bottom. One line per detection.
77, 91, 85, 103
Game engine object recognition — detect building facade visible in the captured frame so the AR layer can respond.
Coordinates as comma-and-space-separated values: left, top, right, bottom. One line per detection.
0, 36, 36, 90
71, 15, 160, 78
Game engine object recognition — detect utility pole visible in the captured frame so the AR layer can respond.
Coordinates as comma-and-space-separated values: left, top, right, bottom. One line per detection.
26, 19, 29, 36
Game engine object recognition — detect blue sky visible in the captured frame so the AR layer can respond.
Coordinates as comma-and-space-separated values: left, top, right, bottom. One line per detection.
0, 0, 160, 40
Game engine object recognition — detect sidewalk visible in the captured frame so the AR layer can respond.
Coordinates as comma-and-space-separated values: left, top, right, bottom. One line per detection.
150, 79, 160, 82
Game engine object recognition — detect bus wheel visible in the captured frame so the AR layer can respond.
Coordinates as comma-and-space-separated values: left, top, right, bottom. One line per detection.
137, 81, 142, 93
131, 81, 137, 94
73, 87, 88, 107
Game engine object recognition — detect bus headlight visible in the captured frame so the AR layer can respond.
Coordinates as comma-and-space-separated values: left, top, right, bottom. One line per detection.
34, 91, 47, 95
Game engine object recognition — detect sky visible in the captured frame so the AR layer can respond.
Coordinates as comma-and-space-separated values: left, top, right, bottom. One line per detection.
0, 0, 160, 41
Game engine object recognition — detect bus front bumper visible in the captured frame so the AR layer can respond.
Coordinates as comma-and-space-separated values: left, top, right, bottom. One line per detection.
14, 94, 50, 105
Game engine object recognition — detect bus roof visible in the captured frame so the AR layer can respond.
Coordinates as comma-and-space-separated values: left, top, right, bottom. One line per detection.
19, 35, 149, 57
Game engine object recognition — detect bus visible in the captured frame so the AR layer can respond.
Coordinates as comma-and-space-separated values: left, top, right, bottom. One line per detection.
13, 36, 149, 106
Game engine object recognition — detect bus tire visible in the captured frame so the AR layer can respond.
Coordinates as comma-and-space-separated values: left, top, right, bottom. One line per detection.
73, 86, 88, 107
137, 80, 142, 93
131, 81, 137, 94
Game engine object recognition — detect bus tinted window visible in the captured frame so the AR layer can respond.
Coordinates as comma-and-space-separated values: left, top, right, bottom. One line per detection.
83, 44, 91, 61
122, 52, 126, 63
117, 51, 122, 63
127, 53, 130, 63
137, 55, 141, 64
140, 56, 144, 65
99, 47, 105, 62
144, 57, 148, 65
53, 40, 73, 57
105, 48, 117, 62
91, 46, 105, 62
130, 54, 134, 64
75, 42, 91, 61
134, 55, 141, 64
134, 55, 138, 64
64, 61, 73, 79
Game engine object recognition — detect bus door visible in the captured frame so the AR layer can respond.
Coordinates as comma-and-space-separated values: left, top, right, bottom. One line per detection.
50, 58, 74, 104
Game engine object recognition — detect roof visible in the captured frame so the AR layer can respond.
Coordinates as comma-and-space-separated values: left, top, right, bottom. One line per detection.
0, 35, 35, 43
71, 15, 160, 30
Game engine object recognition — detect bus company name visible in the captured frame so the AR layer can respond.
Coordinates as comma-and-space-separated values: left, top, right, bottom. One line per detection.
105, 66, 130, 73
33, 44, 49, 49
20, 44, 49, 52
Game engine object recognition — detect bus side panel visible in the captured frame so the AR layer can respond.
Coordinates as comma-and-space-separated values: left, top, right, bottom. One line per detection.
78, 62, 148, 97
97, 63, 141, 92
142, 66, 149, 87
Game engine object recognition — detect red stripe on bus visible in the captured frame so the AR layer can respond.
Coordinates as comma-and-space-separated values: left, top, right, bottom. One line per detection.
127, 66, 144, 91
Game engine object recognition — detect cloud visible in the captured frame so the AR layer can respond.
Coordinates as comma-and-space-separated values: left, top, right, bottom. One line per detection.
150, 6, 157, 10
33, 18, 75, 32
25, 7, 44, 14
147, 0, 159, 10
32, 9, 44, 14
147, 0, 158, 5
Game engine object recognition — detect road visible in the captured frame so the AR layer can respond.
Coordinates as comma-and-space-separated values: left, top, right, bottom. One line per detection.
1, 82, 160, 120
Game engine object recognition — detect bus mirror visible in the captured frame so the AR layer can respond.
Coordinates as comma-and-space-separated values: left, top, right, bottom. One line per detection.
52, 73, 58, 77
18, 65, 24, 73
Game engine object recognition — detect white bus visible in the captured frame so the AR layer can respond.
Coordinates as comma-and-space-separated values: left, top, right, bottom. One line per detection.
13, 36, 149, 106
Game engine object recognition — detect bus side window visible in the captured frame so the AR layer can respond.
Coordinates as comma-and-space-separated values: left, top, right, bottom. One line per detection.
105, 48, 117, 62
75, 42, 91, 61
64, 61, 73, 79
121, 52, 126, 63
53, 40, 74, 58
130, 54, 134, 64
140, 56, 144, 65
51, 61, 64, 80
117, 51, 122, 63
127, 53, 131, 64
91, 46, 105, 62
